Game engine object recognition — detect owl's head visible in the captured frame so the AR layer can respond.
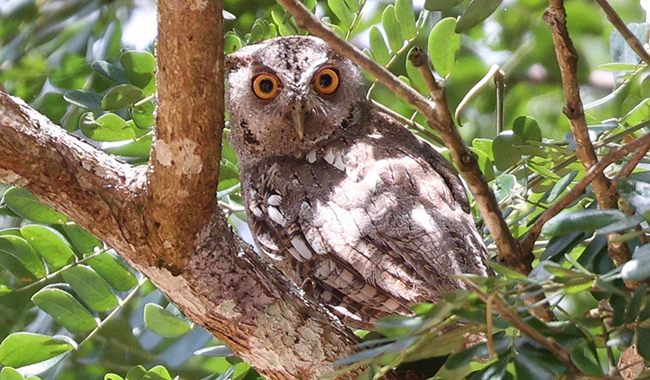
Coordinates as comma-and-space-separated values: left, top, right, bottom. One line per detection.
226, 36, 366, 165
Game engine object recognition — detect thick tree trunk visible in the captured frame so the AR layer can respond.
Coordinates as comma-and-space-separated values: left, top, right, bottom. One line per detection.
0, 0, 367, 378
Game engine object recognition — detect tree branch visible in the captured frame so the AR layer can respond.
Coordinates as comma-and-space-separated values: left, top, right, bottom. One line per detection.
276, 0, 530, 274
521, 132, 650, 254
592, 0, 650, 67
144, 0, 225, 271
544, 0, 631, 266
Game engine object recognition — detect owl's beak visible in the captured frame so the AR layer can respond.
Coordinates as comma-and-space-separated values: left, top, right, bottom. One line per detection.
290, 104, 306, 139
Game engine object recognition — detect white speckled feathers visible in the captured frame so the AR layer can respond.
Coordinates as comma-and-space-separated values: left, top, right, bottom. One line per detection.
241, 108, 489, 327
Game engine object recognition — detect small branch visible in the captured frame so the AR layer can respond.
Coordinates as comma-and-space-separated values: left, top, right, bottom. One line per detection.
545, 0, 631, 266
611, 141, 650, 188
371, 100, 445, 146
461, 279, 580, 374
521, 132, 650, 254
454, 64, 501, 127
592, 0, 650, 66
273, 1, 528, 272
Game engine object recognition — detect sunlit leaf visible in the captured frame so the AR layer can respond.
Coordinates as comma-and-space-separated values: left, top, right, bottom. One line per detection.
20, 225, 75, 269
62, 265, 118, 312
0, 333, 74, 368
31, 288, 97, 333
120, 51, 156, 96
3, 187, 67, 224
144, 303, 192, 338
455, 0, 504, 33
428, 18, 461, 77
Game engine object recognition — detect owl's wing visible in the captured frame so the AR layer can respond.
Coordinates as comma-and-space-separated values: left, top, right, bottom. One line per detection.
243, 113, 489, 326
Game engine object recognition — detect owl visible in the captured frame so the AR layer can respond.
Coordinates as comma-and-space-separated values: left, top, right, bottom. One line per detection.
226, 36, 490, 329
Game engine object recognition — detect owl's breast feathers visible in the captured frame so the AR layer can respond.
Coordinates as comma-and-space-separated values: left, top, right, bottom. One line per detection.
242, 111, 490, 328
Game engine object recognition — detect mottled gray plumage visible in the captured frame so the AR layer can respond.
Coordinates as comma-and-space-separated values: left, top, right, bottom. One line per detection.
226, 36, 489, 328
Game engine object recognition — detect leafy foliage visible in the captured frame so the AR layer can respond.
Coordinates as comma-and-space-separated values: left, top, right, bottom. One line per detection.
2, 0, 650, 379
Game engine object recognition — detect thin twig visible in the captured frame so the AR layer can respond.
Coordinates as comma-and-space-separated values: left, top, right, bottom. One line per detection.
15, 248, 107, 293
371, 100, 445, 146
77, 280, 147, 349
455, 64, 501, 127
545, 0, 631, 266
521, 132, 650, 254
592, 0, 650, 67
277, 0, 528, 273
611, 142, 650, 188
461, 279, 581, 374
344, 0, 368, 41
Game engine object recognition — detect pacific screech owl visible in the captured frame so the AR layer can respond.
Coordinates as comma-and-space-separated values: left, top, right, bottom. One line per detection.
226, 36, 490, 329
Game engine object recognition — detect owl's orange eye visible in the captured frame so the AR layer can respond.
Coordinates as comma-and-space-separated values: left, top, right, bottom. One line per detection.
314, 68, 339, 95
252, 74, 280, 100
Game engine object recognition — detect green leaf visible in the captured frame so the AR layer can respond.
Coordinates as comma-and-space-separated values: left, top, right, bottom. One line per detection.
611, 293, 627, 327
569, 342, 601, 377
618, 178, 650, 214
455, 0, 504, 33
3, 187, 67, 224
91, 61, 129, 85
513, 351, 559, 380
104, 375, 124, 380
101, 84, 144, 110
428, 18, 462, 77
328, 0, 353, 27
424, 0, 463, 11
132, 100, 155, 128
637, 327, 650, 360
527, 161, 560, 180
143, 366, 172, 380
546, 171, 578, 203
472, 138, 494, 160
144, 303, 192, 338
61, 223, 102, 255
125, 366, 147, 380
381, 5, 403, 53
63, 90, 103, 110
20, 225, 75, 269
597, 62, 639, 71
369, 26, 390, 66
31, 288, 97, 333
621, 98, 650, 126
344, 0, 359, 13
120, 51, 156, 96
492, 133, 522, 171
0, 333, 74, 368
395, 0, 416, 39
83, 252, 137, 291
485, 260, 526, 280
542, 209, 626, 236
80, 112, 137, 142
493, 173, 515, 201
610, 23, 648, 65
625, 283, 647, 324
0, 285, 10, 297
62, 265, 118, 312
596, 215, 645, 235
512, 116, 542, 142
471, 148, 495, 181
102, 134, 153, 158
1, 367, 25, 380
405, 55, 428, 95
0, 236, 46, 281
